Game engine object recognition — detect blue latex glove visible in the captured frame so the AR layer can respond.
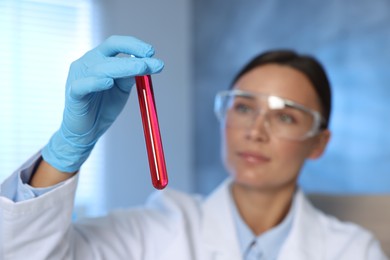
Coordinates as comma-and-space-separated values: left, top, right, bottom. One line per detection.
42, 35, 164, 173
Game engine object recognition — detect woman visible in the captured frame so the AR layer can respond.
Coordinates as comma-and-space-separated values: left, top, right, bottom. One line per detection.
0, 35, 387, 259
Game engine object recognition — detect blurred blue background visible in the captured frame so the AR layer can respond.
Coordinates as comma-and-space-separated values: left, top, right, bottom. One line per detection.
1, 0, 389, 218
193, 0, 390, 195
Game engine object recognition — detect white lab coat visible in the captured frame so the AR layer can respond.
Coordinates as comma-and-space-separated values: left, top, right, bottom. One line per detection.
0, 158, 387, 260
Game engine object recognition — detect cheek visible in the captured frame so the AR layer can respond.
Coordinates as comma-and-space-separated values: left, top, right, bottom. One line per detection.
221, 127, 239, 165
273, 140, 314, 166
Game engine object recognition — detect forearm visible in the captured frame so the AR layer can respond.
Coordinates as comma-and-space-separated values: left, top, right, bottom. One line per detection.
29, 159, 76, 188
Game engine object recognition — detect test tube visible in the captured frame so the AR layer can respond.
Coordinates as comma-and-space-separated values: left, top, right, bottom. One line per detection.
135, 75, 168, 189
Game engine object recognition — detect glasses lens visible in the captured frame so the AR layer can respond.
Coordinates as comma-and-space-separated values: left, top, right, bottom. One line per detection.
267, 106, 315, 140
222, 93, 257, 128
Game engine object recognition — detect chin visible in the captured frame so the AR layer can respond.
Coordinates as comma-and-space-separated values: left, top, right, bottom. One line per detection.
230, 168, 270, 188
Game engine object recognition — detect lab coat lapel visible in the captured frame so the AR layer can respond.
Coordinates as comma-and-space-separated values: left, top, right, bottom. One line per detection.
200, 179, 242, 260
278, 190, 325, 260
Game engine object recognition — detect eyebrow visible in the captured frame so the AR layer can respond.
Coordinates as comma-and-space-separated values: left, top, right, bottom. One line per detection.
234, 93, 256, 100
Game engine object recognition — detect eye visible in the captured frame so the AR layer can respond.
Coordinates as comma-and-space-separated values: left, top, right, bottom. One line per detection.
276, 112, 296, 124
233, 102, 253, 114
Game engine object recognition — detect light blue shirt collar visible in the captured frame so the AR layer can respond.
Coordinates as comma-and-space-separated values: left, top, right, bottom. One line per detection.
229, 187, 296, 259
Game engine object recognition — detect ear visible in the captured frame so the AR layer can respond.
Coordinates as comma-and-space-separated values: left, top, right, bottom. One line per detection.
308, 129, 331, 159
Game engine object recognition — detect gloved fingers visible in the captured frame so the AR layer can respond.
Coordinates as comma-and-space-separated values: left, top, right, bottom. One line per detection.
115, 77, 135, 93
86, 57, 164, 79
95, 35, 155, 58
69, 77, 114, 99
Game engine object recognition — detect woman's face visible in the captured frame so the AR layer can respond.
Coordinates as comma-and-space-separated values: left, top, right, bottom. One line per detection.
222, 64, 330, 191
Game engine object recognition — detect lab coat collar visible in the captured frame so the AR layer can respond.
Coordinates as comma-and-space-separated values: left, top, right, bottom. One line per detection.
200, 178, 326, 260
201, 178, 242, 259
277, 190, 325, 259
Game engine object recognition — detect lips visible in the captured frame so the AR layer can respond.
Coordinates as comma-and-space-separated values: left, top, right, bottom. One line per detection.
237, 151, 271, 164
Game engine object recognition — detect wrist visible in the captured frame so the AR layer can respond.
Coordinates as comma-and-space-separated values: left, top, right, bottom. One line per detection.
30, 159, 76, 188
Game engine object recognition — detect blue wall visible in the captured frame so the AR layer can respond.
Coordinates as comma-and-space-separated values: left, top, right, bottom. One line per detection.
194, 0, 390, 194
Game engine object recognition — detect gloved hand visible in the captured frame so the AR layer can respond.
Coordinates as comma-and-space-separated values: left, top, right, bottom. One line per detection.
42, 35, 164, 173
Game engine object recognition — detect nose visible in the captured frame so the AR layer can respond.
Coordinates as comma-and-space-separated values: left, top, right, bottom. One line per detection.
245, 113, 270, 142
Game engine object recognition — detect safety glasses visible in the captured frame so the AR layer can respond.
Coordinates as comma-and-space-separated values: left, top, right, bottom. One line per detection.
214, 89, 326, 141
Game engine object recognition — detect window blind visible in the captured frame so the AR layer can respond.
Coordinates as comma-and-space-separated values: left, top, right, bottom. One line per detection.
0, 0, 105, 217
